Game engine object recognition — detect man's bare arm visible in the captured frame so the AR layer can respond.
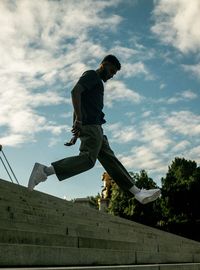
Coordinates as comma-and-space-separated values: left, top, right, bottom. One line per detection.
71, 83, 84, 136
71, 83, 84, 121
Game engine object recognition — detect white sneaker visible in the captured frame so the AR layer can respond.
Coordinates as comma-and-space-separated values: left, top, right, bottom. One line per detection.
28, 163, 47, 191
134, 188, 161, 204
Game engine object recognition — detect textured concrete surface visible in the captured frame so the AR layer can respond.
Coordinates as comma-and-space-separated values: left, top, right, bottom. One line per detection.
0, 178, 200, 267
1, 263, 200, 270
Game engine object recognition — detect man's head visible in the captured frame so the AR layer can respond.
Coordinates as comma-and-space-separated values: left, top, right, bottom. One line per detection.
99, 54, 121, 82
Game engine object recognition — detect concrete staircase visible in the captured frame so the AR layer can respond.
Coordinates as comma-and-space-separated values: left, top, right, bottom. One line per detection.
0, 178, 200, 269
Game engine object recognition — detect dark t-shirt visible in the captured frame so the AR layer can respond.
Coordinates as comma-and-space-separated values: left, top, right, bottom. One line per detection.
77, 70, 106, 125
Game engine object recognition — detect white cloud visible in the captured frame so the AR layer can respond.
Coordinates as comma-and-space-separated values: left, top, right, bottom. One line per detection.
141, 111, 152, 118
160, 83, 166, 90
139, 122, 172, 152
105, 80, 143, 107
182, 63, 200, 80
152, 0, 200, 54
186, 146, 200, 164
60, 112, 73, 119
107, 110, 200, 181
181, 90, 198, 100
110, 43, 155, 80
106, 119, 172, 178
119, 145, 167, 175
0, 134, 30, 147
155, 90, 198, 104
0, 74, 66, 146
120, 62, 154, 80
125, 112, 135, 118
106, 123, 138, 143
41, 124, 68, 136
127, 38, 156, 61
32, 92, 65, 107
172, 140, 190, 153
107, 118, 173, 152
0, 0, 124, 147
165, 111, 200, 136
111, 46, 139, 60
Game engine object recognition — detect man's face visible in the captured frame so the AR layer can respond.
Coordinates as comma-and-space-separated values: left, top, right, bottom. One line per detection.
101, 63, 118, 82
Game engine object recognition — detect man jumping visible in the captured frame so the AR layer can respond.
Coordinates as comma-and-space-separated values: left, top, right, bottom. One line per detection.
28, 55, 161, 204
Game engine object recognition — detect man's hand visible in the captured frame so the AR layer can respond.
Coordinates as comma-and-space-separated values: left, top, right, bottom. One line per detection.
64, 135, 78, 146
64, 120, 82, 147
71, 120, 82, 137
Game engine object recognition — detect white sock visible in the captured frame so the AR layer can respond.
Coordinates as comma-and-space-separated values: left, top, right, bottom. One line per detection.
129, 185, 141, 195
44, 165, 55, 176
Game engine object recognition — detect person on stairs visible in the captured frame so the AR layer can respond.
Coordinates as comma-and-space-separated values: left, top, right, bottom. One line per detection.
28, 55, 161, 204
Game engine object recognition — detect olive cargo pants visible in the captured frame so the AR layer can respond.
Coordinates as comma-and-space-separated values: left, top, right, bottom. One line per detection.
52, 125, 133, 191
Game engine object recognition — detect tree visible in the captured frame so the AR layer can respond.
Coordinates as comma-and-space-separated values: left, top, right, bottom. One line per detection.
160, 157, 200, 240
108, 170, 162, 227
161, 157, 200, 222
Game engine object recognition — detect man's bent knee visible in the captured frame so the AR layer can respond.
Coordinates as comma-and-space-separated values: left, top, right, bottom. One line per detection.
80, 152, 96, 169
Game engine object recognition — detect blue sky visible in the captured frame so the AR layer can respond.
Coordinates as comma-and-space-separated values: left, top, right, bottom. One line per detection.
0, 0, 200, 200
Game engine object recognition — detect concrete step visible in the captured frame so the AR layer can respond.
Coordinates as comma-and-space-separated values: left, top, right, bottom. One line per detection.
1, 263, 200, 270
1, 192, 199, 246
0, 228, 78, 247
1, 210, 200, 255
1, 180, 199, 249
1, 227, 196, 254
0, 202, 162, 243
0, 227, 138, 251
0, 205, 173, 243
0, 219, 160, 250
0, 187, 149, 235
0, 190, 198, 245
0, 243, 198, 266
0, 209, 200, 258
1, 226, 200, 256
0, 243, 134, 266
0, 187, 146, 231
0, 184, 175, 235
0, 180, 199, 245
1, 179, 200, 267
0, 180, 184, 234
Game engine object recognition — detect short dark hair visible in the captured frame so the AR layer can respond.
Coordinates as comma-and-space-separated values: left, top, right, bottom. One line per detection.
101, 54, 121, 70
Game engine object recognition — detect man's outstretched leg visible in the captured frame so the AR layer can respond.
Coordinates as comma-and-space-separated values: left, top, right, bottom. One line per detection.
98, 135, 161, 204
28, 152, 97, 191
28, 125, 103, 191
